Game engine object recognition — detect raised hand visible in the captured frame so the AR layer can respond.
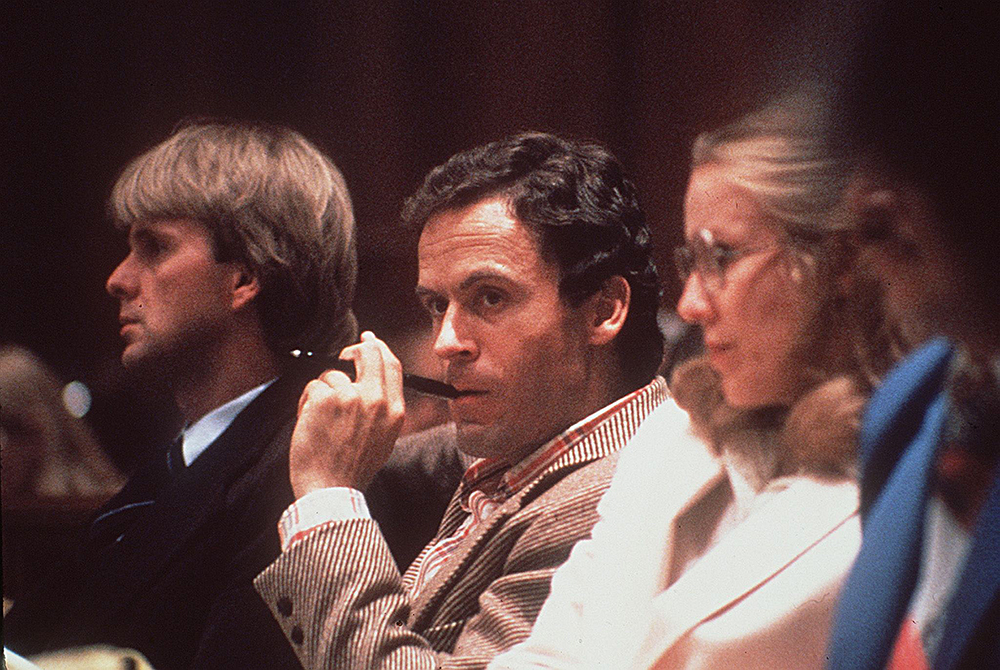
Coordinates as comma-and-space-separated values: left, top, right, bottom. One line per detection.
289, 331, 406, 497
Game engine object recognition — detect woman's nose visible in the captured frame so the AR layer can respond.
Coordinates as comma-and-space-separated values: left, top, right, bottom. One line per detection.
676, 274, 714, 325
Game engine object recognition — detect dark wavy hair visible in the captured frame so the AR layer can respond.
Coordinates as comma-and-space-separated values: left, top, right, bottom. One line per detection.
401, 132, 663, 391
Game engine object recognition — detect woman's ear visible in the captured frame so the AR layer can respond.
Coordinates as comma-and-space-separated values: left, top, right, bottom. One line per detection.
845, 170, 940, 279
586, 275, 630, 346
837, 171, 907, 298
230, 266, 261, 311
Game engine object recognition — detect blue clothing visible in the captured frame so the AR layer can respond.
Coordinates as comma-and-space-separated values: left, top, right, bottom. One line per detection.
827, 338, 1000, 670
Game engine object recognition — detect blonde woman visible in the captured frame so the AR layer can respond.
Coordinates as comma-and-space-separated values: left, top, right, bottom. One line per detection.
490, 91, 897, 669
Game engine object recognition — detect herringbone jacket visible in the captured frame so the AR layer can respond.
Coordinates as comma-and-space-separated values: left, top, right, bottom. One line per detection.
254, 378, 668, 669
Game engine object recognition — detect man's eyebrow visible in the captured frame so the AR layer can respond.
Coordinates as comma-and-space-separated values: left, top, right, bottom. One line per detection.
414, 286, 438, 300
458, 270, 512, 291
416, 270, 514, 298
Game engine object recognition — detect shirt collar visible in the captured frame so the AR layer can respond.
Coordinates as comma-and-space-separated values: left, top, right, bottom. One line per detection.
461, 378, 667, 501
181, 379, 275, 466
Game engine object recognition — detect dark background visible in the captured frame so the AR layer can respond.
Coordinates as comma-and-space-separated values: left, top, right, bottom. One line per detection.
3, 0, 859, 471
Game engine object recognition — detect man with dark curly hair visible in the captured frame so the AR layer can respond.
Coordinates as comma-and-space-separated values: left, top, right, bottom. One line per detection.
254, 132, 668, 669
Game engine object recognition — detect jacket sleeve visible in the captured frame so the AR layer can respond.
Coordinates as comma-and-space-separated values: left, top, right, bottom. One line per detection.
255, 518, 443, 670
254, 459, 615, 670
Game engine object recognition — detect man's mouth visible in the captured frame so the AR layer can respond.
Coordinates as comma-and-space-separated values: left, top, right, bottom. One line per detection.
449, 386, 490, 405
118, 315, 142, 338
452, 389, 488, 399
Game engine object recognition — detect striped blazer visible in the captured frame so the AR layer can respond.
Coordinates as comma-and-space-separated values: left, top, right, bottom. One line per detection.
254, 378, 668, 669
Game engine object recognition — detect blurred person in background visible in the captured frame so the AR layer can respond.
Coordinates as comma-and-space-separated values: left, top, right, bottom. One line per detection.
1, 345, 124, 509
2, 345, 125, 613
491, 89, 899, 669
826, 2, 999, 668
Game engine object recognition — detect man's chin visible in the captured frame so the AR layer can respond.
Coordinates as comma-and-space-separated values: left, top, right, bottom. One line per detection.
454, 421, 502, 460
119, 343, 171, 376
119, 344, 145, 369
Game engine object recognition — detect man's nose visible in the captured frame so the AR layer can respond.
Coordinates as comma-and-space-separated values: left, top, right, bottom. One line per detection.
432, 306, 478, 362
106, 255, 136, 300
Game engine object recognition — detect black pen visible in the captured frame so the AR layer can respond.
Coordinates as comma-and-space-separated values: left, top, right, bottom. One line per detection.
289, 350, 460, 399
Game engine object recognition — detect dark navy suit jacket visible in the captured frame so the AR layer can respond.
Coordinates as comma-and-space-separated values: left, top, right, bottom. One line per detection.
827, 338, 1000, 670
4, 361, 464, 670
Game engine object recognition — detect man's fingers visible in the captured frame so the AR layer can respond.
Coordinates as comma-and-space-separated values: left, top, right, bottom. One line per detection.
368, 335, 404, 418
299, 373, 352, 416
359, 332, 404, 422
367, 334, 403, 391
351, 331, 387, 395
288, 334, 406, 494
310, 336, 403, 424
318, 368, 354, 389
339, 331, 403, 403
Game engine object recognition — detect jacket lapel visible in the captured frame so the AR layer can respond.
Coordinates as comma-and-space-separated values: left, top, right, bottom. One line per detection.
591, 401, 727, 603
85, 364, 313, 622
408, 407, 635, 630
638, 476, 859, 664
409, 479, 533, 629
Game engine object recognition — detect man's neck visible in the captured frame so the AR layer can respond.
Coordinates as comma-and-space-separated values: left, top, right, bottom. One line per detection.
172, 338, 281, 426
502, 369, 631, 469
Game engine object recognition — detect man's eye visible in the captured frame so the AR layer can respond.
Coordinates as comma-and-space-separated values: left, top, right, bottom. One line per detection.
133, 234, 164, 259
478, 289, 504, 309
423, 297, 448, 316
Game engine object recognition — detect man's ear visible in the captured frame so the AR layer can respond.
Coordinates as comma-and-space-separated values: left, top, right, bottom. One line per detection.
230, 266, 261, 311
585, 275, 630, 346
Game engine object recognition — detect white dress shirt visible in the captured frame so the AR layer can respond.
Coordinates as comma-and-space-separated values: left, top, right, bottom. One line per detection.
180, 379, 273, 466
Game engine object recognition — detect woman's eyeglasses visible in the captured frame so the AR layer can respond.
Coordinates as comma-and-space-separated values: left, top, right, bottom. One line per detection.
673, 229, 782, 293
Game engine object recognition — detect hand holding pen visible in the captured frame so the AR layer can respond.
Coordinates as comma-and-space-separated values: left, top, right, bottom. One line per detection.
288, 332, 423, 496
290, 350, 459, 399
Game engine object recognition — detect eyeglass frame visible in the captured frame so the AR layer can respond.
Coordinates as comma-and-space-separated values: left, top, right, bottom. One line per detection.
673, 228, 786, 293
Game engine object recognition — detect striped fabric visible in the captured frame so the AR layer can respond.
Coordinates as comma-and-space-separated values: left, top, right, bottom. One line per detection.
254, 377, 668, 670
278, 487, 371, 549
407, 383, 653, 600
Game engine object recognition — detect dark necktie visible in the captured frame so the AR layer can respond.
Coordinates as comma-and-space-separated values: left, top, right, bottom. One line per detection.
88, 435, 184, 549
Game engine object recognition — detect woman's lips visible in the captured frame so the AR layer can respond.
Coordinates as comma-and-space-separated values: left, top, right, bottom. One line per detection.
705, 342, 733, 366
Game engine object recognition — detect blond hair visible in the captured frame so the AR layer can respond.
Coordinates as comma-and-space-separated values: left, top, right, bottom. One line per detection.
1, 346, 124, 506
676, 89, 901, 476
108, 122, 358, 356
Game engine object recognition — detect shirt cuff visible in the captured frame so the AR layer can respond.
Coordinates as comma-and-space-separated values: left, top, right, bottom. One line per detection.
278, 487, 371, 551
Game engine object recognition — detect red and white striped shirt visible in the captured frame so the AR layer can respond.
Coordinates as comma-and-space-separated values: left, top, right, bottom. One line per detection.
278, 378, 669, 599
405, 382, 661, 599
